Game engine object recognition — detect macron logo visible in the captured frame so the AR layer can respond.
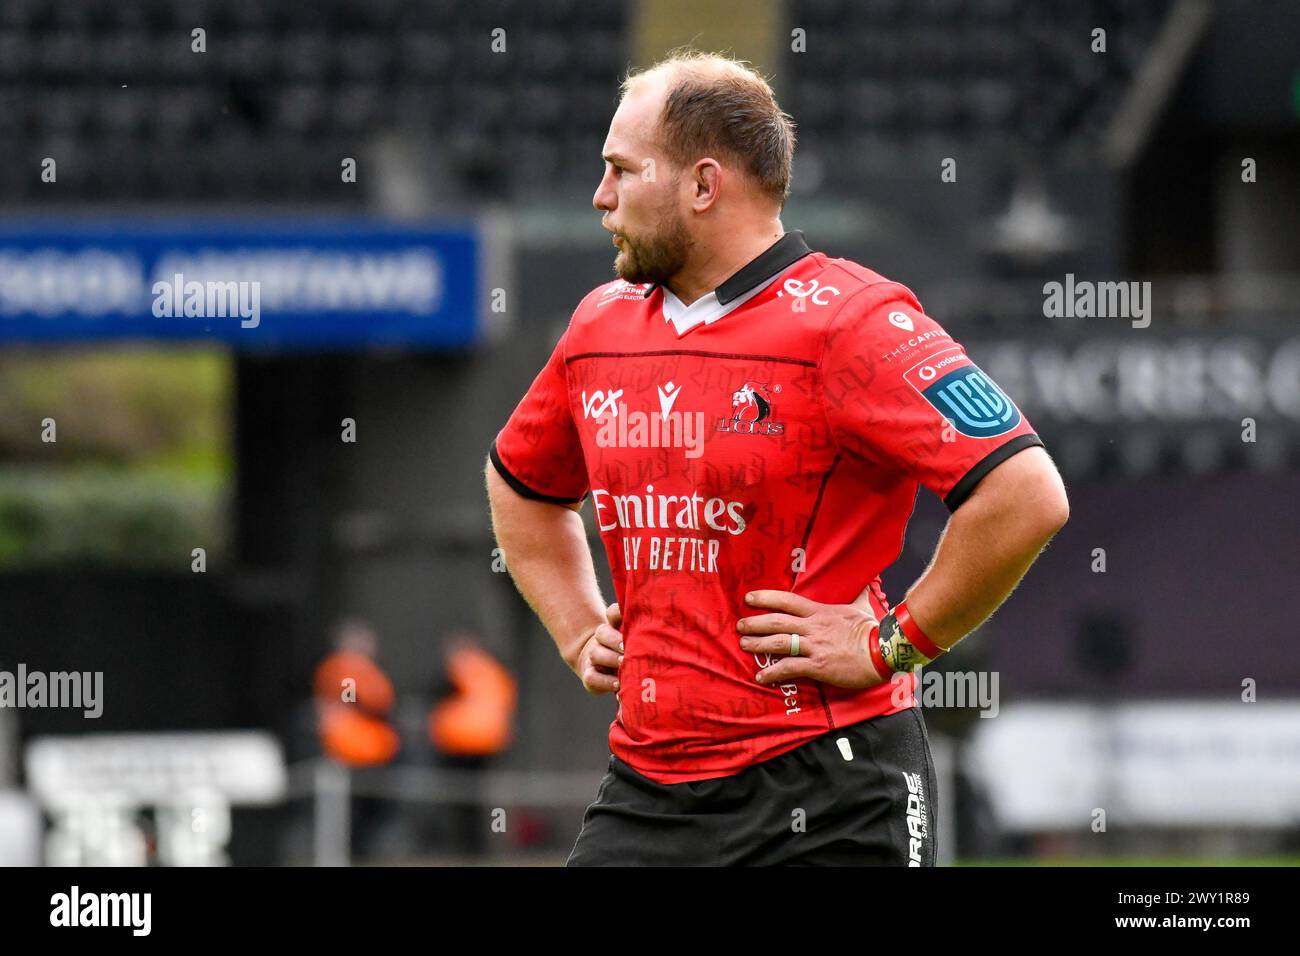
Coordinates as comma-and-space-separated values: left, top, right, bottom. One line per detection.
657, 381, 681, 419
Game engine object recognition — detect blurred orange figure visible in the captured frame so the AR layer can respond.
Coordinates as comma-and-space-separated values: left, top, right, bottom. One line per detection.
428, 638, 517, 757
314, 619, 400, 767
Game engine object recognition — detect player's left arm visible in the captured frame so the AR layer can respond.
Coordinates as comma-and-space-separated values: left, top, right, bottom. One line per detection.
742, 450, 1065, 688
739, 288, 1068, 688
897, 443, 1067, 647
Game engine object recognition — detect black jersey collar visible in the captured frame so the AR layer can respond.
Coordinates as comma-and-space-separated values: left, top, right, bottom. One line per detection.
640, 230, 814, 305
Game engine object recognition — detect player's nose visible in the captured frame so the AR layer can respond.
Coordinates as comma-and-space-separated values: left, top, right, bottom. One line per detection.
593, 170, 616, 213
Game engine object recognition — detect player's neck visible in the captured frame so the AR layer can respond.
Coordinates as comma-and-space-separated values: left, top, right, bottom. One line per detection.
667, 223, 785, 306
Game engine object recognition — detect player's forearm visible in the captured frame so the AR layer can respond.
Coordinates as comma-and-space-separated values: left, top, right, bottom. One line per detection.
901, 448, 1069, 648
485, 463, 606, 671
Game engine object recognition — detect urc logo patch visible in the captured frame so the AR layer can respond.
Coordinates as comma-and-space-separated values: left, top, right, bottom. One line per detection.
903, 347, 1020, 438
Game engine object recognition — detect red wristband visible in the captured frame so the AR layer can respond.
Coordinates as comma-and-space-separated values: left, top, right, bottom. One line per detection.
867, 624, 894, 679
894, 601, 945, 660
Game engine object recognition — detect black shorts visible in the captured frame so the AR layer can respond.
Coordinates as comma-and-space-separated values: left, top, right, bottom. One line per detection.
566, 707, 938, 866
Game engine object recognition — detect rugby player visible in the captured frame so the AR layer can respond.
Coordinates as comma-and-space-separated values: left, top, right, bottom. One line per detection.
485, 51, 1070, 866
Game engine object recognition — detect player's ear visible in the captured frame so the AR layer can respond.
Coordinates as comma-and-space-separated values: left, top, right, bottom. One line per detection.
693, 159, 721, 208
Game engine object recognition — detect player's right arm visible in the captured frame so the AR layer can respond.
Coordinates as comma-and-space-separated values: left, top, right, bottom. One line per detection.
485, 326, 623, 695
485, 467, 623, 693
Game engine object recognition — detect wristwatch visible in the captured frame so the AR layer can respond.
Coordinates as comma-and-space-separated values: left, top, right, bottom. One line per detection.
874, 602, 945, 674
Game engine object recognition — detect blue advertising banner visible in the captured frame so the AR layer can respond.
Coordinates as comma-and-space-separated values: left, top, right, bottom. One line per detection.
0, 218, 481, 349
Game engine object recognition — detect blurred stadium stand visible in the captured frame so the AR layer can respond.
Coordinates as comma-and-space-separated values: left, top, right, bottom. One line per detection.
783, 0, 1173, 164
0, 0, 628, 204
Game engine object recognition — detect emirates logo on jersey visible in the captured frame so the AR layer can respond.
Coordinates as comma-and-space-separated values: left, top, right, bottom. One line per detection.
716, 382, 785, 436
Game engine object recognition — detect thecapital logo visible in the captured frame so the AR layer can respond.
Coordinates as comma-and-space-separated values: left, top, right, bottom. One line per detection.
716, 381, 785, 436
581, 388, 623, 420
877, 327, 952, 364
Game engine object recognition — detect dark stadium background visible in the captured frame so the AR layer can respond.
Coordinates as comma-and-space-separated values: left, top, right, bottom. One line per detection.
1, 0, 1298, 865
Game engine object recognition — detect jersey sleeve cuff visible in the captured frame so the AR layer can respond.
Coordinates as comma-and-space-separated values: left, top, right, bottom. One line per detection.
489, 440, 587, 505
943, 433, 1045, 512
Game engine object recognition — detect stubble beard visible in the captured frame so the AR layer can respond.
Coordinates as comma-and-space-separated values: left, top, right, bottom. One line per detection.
613, 207, 692, 286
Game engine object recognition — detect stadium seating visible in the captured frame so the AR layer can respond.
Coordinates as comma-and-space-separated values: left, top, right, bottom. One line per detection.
0, 0, 1180, 204
782, 0, 1174, 186
0, 0, 630, 204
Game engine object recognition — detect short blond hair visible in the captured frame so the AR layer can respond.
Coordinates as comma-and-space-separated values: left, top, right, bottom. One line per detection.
621, 49, 796, 208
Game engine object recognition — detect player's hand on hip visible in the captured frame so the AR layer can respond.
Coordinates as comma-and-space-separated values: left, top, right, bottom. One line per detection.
576, 601, 624, 695
737, 590, 883, 690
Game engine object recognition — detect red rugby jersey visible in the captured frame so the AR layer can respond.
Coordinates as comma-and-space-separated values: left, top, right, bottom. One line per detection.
491, 231, 1043, 783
